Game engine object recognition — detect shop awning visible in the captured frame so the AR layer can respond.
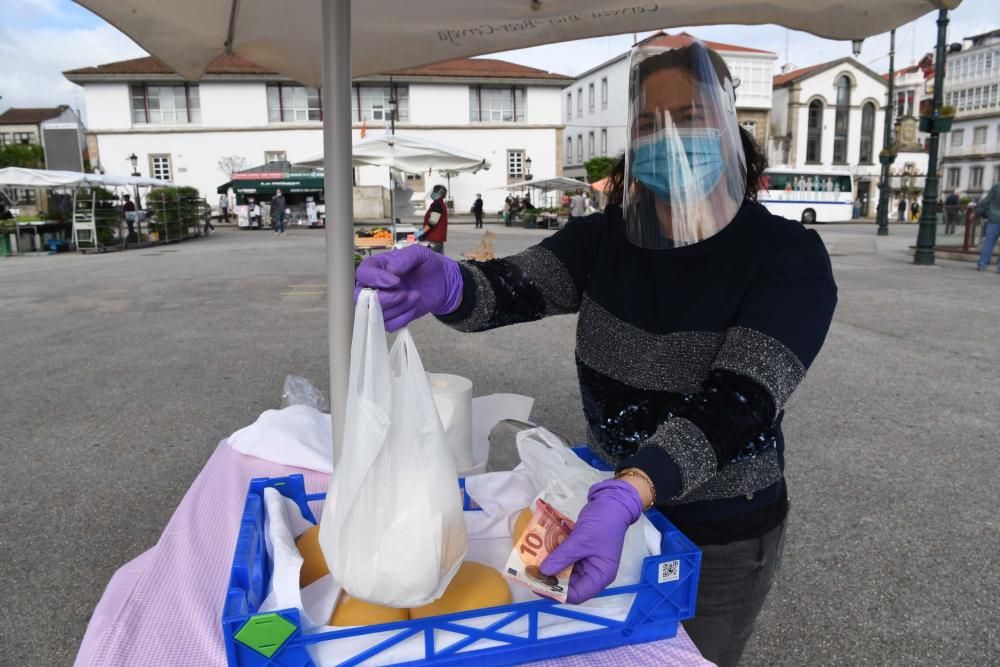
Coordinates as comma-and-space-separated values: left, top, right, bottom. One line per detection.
217, 175, 326, 196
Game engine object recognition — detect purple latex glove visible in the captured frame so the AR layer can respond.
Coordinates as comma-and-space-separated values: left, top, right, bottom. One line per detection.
539, 480, 644, 604
354, 244, 463, 331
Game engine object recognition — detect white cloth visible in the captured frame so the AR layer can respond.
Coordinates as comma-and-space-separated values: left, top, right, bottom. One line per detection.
226, 405, 334, 473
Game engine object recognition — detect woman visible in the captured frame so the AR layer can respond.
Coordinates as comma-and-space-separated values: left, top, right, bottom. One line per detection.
418, 184, 448, 253
355, 42, 836, 666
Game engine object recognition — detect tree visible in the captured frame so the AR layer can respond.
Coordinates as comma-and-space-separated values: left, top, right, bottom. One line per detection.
584, 156, 616, 183
218, 154, 249, 179
0, 144, 45, 169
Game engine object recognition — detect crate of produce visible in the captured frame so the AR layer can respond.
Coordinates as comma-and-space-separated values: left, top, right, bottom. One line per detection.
222, 448, 701, 666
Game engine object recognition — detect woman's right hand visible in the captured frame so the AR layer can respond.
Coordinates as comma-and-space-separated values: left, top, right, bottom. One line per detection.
354, 244, 463, 331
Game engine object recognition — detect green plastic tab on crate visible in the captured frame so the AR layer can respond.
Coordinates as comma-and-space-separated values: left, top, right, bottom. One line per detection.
233, 613, 297, 657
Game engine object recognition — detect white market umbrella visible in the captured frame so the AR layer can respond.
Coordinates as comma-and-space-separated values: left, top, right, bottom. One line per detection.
302, 134, 491, 174
73, 0, 963, 464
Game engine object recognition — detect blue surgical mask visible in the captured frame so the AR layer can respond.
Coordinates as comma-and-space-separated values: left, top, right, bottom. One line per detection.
631, 128, 725, 203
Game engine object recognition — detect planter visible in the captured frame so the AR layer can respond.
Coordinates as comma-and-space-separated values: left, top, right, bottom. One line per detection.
919, 115, 955, 133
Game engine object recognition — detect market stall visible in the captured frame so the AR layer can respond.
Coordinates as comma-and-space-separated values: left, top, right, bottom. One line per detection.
494, 177, 595, 229
217, 165, 326, 229
0, 167, 176, 254
70, 1, 962, 665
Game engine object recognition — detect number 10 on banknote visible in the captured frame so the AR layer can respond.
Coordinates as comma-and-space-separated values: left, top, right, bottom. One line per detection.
504, 499, 575, 602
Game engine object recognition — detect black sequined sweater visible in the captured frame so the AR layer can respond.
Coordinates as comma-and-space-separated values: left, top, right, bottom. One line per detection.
438, 200, 837, 545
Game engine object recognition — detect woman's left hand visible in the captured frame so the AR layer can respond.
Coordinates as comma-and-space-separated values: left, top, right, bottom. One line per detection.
539, 480, 644, 604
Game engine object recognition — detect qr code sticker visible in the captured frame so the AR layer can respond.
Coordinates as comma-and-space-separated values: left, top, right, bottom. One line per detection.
658, 560, 680, 583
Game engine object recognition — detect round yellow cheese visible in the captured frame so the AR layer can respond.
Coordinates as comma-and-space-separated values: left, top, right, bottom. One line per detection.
329, 593, 409, 627
409, 561, 512, 619
295, 525, 329, 588
512, 508, 533, 545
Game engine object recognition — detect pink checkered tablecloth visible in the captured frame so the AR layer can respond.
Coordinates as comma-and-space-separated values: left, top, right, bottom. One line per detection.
74, 443, 711, 667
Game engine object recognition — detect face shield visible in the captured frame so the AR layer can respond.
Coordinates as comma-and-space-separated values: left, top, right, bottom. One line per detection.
623, 42, 747, 249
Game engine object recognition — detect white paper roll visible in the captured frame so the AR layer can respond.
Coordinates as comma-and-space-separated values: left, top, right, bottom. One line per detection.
427, 372, 474, 471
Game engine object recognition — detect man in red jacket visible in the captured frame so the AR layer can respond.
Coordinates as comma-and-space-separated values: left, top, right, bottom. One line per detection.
419, 185, 448, 253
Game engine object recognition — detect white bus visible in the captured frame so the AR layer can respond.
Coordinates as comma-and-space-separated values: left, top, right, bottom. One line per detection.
758, 167, 854, 224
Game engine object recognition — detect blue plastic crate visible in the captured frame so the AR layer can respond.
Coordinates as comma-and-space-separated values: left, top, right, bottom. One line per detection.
222, 449, 701, 666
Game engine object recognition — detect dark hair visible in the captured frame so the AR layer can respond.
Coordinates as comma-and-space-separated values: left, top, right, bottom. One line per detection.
604, 43, 768, 206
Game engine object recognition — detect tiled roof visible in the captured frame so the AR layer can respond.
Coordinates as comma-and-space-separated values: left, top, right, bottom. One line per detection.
638, 31, 775, 55
882, 64, 922, 80
386, 57, 570, 80
64, 54, 569, 80
773, 63, 826, 86
64, 54, 277, 76
0, 105, 69, 124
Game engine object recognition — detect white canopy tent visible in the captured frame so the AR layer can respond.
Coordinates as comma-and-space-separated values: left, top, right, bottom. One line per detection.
0, 167, 175, 253
302, 134, 491, 235
73, 0, 962, 463
499, 177, 593, 193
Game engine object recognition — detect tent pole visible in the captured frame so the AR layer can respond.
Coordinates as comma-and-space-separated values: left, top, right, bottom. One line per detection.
322, 0, 354, 467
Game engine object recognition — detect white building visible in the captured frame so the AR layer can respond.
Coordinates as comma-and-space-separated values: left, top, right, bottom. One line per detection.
939, 28, 1000, 199
562, 31, 777, 181
770, 57, 888, 216
64, 55, 570, 214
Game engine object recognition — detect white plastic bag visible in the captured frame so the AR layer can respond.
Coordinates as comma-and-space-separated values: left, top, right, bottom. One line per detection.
319, 289, 467, 607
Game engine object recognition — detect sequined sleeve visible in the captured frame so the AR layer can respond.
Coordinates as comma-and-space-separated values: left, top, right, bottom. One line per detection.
617, 231, 837, 502
436, 216, 602, 332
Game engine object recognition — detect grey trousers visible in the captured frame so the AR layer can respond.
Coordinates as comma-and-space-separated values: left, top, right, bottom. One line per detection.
682, 519, 787, 667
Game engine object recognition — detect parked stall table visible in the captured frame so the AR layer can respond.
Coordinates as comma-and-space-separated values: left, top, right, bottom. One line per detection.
74, 438, 711, 667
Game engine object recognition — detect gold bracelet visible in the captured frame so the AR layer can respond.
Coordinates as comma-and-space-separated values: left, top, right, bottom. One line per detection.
615, 468, 656, 509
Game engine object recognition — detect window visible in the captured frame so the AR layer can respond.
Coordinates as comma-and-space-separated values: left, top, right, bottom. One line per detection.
0, 133, 8, 146
973, 126, 987, 145
149, 154, 172, 181
566, 92, 572, 121
268, 84, 322, 122
354, 84, 409, 122
566, 137, 573, 164
469, 86, 524, 122
13, 132, 34, 144
896, 91, 906, 118
601, 129, 607, 155
993, 165, 1000, 186
833, 76, 851, 163
601, 78, 608, 109
951, 129, 964, 147
264, 151, 287, 164
130, 84, 200, 124
404, 172, 425, 191
970, 166, 984, 190
859, 102, 876, 164
906, 91, 915, 116
577, 88, 583, 117
806, 100, 823, 163
588, 83, 595, 113
507, 150, 524, 178
576, 134, 583, 162
946, 167, 961, 189
588, 131, 595, 157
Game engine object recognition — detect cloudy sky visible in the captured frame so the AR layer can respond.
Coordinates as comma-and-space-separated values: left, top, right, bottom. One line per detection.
0, 0, 996, 115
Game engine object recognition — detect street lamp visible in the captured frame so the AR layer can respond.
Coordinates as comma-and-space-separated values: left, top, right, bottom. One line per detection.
914, 9, 951, 265
524, 155, 533, 181
851, 39, 864, 58
128, 152, 139, 177
875, 29, 897, 237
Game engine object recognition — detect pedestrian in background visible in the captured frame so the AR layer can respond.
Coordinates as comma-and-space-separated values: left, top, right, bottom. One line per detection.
503, 195, 513, 227
419, 184, 448, 253
122, 194, 137, 240
569, 189, 586, 219
897, 198, 907, 223
910, 199, 921, 222
944, 191, 960, 235
473, 193, 484, 229
975, 182, 1000, 272
272, 189, 287, 236
219, 193, 230, 223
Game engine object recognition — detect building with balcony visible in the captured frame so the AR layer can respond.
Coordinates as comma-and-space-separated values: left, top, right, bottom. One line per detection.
64, 55, 570, 213
561, 32, 777, 181
939, 29, 1000, 199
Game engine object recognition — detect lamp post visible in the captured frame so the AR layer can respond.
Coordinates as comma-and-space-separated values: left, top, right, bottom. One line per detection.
875, 29, 897, 237
524, 155, 533, 181
127, 152, 141, 207
914, 9, 950, 265
388, 78, 398, 237
851, 39, 864, 58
